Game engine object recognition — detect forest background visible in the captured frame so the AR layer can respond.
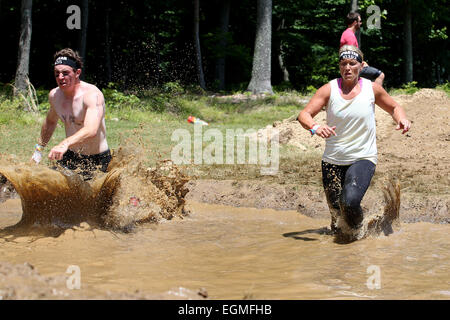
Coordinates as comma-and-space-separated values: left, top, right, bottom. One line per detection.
2, 0, 449, 96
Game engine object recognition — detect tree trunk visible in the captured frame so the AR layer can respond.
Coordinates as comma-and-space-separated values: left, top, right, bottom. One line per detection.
403, 0, 413, 83
14, 0, 33, 97
215, 0, 230, 91
247, 0, 273, 94
194, 0, 206, 90
277, 18, 289, 83
436, 63, 441, 84
105, 2, 112, 83
79, 0, 88, 78
350, 0, 361, 48
350, 1, 358, 13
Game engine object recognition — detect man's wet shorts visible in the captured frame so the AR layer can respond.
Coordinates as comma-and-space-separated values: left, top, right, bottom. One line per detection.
57, 149, 112, 180
359, 66, 382, 81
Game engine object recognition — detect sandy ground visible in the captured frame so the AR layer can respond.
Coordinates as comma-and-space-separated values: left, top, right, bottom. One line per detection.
186, 89, 450, 224
0, 88, 448, 300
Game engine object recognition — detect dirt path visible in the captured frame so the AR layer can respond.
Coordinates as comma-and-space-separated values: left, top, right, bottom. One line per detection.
0, 89, 448, 300
186, 89, 450, 224
1, 89, 448, 225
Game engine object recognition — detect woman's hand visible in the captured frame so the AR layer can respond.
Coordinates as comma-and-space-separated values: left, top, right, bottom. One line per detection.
316, 125, 337, 138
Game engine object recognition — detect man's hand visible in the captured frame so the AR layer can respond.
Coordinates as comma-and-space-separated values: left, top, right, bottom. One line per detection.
48, 142, 69, 160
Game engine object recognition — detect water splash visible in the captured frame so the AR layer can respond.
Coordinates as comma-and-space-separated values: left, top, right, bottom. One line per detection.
0, 146, 190, 233
334, 178, 401, 243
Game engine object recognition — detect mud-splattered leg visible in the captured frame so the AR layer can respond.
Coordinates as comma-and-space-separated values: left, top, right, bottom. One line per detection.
328, 204, 340, 234
321, 161, 347, 234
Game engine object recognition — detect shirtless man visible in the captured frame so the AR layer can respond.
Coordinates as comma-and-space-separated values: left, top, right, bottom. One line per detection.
33, 48, 111, 179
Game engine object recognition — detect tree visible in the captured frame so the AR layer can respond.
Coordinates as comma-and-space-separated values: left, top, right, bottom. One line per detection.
1, 0, 447, 90
14, 0, 33, 97
79, 0, 89, 78
214, 0, 230, 90
350, 0, 361, 48
403, 0, 413, 83
194, 0, 206, 89
277, 18, 289, 83
247, 0, 273, 94
105, 2, 112, 83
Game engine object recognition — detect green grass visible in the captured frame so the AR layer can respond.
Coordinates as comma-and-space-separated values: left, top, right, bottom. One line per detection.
0, 88, 304, 179
2, 83, 445, 185
436, 81, 450, 96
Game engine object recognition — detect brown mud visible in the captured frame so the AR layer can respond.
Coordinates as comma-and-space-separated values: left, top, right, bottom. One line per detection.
1, 200, 449, 300
0, 260, 206, 300
0, 146, 189, 234
187, 89, 449, 226
0, 89, 448, 299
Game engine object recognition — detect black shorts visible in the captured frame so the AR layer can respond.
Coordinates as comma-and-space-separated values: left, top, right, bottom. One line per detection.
360, 66, 382, 81
57, 149, 112, 180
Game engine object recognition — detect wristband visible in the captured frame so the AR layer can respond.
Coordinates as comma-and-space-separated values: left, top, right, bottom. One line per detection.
309, 124, 320, 136
35, 144, 44, 152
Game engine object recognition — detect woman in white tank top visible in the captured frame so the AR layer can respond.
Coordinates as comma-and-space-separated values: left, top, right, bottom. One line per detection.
297, 45, 411, 242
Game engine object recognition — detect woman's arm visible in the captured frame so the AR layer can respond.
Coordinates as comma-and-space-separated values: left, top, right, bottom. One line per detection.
372, 82, 411, 134
298, 83, 337, 138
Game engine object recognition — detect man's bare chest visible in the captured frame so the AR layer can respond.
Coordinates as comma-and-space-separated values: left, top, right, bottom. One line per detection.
55, 98, 85, 126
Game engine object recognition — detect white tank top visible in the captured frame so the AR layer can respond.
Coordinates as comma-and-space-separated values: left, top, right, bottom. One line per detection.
322, 78, 377, 165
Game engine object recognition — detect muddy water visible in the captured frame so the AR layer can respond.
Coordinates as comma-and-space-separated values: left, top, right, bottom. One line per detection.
0, 152, 189, 231
0, 199, 448, 300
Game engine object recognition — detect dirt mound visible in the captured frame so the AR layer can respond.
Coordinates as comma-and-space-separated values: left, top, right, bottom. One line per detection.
245, 88, 449, 196
246, 88, 449, 156
187, 88, 449, 224
394, 88, 448, 103
244, 113, 326, 151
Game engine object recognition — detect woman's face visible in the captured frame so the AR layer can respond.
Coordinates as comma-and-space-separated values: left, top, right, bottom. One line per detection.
339, 58, 362, 82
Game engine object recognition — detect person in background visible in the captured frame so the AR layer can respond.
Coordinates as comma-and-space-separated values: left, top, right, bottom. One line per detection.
340, 12, 385, 86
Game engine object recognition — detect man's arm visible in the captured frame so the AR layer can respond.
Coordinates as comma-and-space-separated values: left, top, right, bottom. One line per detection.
298, 83, 337, 138
39, 91, 60, 147
373, 82, 411, 134
48, 91, 105, 160
31, 91, 59, 163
